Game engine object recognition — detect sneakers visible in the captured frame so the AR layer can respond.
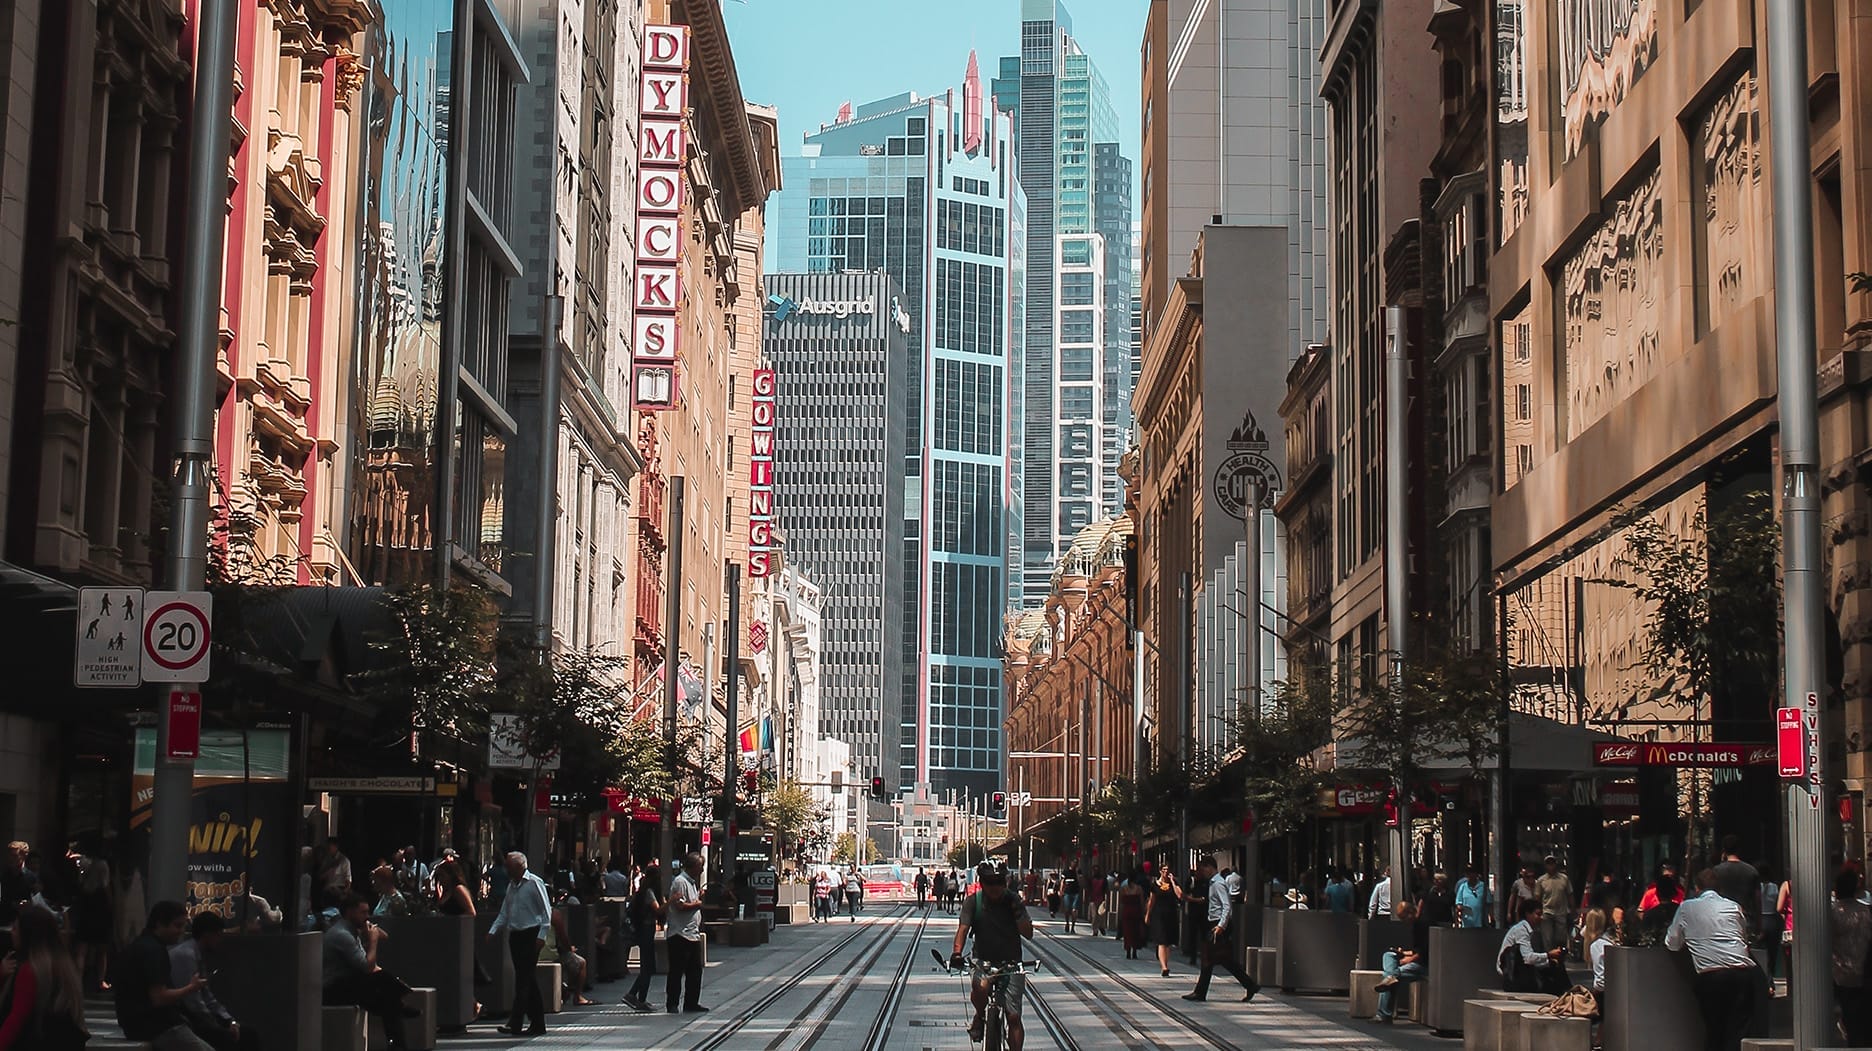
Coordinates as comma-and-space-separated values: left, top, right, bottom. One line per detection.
968, 1016, 986, 1041
1374, 975, 1400, 991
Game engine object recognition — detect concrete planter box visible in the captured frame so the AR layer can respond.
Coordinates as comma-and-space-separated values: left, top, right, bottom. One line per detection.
211, 932, 322, 1051
1261, 907, 1284, 948
1422, 926, 1506, 1033
473, 913, 515, 1017
1601, 946, 1702, 1051
377, 914, 476, 1029
1358, 917, 1411, 970
593, 901, 630, 980
1273, 909, 1359, 993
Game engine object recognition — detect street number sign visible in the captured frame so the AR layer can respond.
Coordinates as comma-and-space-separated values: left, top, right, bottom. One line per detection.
74, 587, 146, 687
142, 591, 212, 682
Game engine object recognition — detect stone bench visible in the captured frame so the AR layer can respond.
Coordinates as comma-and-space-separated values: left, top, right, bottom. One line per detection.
376, 915, 475, 1029
366, 988, 438, 1051
729, 919, 767, 947
1248, 947, 1278, 987
1481, 989, 1555, 1005
1519, 1013, 1592, 1051
1349, 970, 1385, 1018
322, 1006, 367, 1051
88, 1041, 152, 1050
703, 920, 732, 945
536, 962, 563, 1013
1463, 999, 1539, 1051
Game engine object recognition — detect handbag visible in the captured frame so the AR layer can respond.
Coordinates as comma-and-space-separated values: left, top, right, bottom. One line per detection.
1538, 985, 1600, 1019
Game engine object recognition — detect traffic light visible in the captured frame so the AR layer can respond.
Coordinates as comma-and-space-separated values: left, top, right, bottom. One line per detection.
991, 791, 1007, 813
870, 775, 886, 801
830, 770, 843, 793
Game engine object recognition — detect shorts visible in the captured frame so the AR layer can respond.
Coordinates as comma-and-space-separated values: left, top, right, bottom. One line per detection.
971, 962, 1026, 1019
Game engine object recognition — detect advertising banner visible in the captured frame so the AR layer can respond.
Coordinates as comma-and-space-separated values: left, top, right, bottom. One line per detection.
131, 728, 292, 920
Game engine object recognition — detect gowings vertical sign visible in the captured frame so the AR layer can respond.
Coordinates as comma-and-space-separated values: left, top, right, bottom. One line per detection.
748, 368, 778, 577
632, 23, 689, 411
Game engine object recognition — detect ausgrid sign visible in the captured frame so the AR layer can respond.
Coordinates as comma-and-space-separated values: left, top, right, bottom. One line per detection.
770, 294, 875, 320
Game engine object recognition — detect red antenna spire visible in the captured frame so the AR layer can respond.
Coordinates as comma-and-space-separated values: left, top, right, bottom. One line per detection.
836, 100, 853, 123
962, 50, 983, 153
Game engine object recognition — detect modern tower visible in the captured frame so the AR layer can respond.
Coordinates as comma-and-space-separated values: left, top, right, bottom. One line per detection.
761, 272, 910, 796
771, 55, 1025, 799
994, 1, 1134, 606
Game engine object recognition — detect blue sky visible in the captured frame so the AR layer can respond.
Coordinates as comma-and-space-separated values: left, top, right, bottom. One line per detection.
723, 0, 1147, 193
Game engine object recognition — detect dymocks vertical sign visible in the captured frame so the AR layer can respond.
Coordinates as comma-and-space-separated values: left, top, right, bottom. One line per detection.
632, 24, 689, 411
748, 368, 777, 577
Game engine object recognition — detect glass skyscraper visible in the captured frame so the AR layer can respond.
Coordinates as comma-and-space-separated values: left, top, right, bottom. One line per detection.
994, 1, 1134, 607
771, 54, 1024, 799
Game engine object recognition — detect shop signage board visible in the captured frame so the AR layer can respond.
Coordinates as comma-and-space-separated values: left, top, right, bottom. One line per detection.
1777, 707, 1806, 780
679, 795, 712, 827
307, 776, 437, 795
1591, 741, 1775, 768
748, 368, 778, 577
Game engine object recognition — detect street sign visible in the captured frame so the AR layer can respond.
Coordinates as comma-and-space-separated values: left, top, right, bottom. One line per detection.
679, 795, 712, 827
1778, 707, 1807, 780
163, 689, 201, 759
488, 713, 561, 771
141, 591, 212, 682
1010, 791, 1033, 808
75, 587, 146, 687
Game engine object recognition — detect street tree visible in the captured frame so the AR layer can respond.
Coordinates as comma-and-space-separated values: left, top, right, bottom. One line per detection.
352, 584, 499, 750
763, 780, 830, 856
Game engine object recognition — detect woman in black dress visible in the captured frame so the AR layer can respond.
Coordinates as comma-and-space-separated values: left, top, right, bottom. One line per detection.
1144, 865, 1184, 977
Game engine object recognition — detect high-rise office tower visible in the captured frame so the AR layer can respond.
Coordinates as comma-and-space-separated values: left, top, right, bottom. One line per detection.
994, 1, 1134, 606
760, 272, 909, 793
770, 54, 1024, 799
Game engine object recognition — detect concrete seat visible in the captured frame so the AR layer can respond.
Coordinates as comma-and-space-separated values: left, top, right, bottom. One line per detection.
1462, 999, 1538, 1051
366, 988, 437, 1051
321, 1006, 367, 1051
1249, 947, 1279, 986
1405, 981, 1424, 1022
88, 1041, 152, 1050
1481, 989, 1554, 1005
702, 921, 732, 945
729, 919, 765, 947
1348, 970, 1384, 1018
535, 962, 563, 1013
1519, 1013, 1592, 1051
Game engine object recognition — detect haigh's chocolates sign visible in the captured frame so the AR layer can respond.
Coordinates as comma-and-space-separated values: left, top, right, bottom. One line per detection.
631, 23, 689, 411
1592, 741, 1775, 768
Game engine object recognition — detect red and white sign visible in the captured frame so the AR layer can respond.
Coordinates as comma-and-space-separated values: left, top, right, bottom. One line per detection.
164, 688, 202, 760
631, 23, 690, 412
1592, 741, 1775, 768
141, 591, 212, 682
748, 368, 778, 578
1778, 707, 1807, 780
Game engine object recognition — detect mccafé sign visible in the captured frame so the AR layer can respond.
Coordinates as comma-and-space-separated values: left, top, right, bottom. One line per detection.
1592, 741, 1776, 768
631, 23, 690, 411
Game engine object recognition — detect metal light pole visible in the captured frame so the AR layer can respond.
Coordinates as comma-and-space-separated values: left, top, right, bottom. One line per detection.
719, 563, 741, 886
1763, 0, 1830, 1039
150, 0, 237, 903
1383, 305, 1412, 908
660, 478, 686, 892
1242, 481, 1263, 905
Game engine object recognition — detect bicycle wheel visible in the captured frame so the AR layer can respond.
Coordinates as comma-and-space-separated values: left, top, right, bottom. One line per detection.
983, 1004, 1004, 1051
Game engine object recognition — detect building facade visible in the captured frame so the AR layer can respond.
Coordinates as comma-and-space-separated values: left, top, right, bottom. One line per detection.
761, 271, 909, 797
771, 56, 1024, 799
995, 2, 1134, 605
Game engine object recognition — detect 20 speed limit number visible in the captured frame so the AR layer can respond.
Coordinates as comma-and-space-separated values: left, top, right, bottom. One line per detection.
142, 591, 212, 682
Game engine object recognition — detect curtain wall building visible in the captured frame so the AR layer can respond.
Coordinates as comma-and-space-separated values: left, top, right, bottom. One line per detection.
770, 55, 1024, 798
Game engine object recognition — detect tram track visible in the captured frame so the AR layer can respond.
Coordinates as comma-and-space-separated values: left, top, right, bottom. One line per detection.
1035, 928, 1248, 1051
852, 904, 936, 1051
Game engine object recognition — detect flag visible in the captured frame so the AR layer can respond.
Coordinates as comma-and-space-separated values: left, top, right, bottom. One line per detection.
738, 724, 757, 755
759, 715, 774, 752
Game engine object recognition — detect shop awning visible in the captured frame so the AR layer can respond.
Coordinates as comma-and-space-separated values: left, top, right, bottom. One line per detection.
1326, 711, 1632, 777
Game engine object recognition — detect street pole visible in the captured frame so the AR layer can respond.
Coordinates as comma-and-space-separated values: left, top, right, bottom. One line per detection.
1763, 0, 1830, 1038
1242, 485, 1262, 905
1384, 305, 1412, 909
1133, 629, 1147, 785
660, 477, 686, 892
720, 563, 741, 887
150, 0, 237, 904
1179, 572, 1193, 871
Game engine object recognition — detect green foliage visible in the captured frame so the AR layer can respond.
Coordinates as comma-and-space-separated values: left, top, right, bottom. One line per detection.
947, 841, 989, 868
1227, 660, 1338, 837
351, 584, 499, 741
831, 833, 881, 864
762, 780, 830, 845
1333, 640, 1505, 785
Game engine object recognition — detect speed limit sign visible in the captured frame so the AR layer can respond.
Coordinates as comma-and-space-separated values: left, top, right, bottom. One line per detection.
142, 591, 212, 682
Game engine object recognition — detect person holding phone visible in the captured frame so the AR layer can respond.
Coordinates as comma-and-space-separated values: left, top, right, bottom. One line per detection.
322, 895, 413, 1049
1145, 866, 1183, 977
114, 901, 213, 1051
169, 913, 259, 1051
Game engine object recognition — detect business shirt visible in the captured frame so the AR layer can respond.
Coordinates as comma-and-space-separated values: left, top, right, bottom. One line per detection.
1498, 919, 1547, 974
1664, 890, 1755, 973
169, 937, 234, 1026
1206, 873, 1234, 926
1367, 877, 1392, 919
489, 870, 552, 937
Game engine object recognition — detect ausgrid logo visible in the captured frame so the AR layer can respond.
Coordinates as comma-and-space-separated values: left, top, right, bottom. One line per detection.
767, 293, 798, 321
771, 294, 875, 320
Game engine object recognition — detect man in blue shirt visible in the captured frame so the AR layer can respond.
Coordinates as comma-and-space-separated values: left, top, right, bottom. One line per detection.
487, 852, 553, 1036
1455, 864, 1494, 928
1323, 869, 1354, 914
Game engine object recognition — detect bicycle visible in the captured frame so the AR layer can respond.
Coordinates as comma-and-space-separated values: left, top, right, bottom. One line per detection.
932, 949, 1039, 1051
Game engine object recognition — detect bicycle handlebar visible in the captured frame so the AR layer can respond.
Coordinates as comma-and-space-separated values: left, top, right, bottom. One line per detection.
930, 949, 1040, 975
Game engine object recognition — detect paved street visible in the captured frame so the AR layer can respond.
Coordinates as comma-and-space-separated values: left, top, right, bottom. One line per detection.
312, 904, 1460, 1051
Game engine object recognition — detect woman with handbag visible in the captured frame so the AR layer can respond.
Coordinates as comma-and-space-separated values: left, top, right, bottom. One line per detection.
0, 904, 88, 1050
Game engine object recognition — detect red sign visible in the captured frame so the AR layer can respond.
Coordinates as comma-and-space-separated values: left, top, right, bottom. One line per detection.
534, 779, 553, 815
1778, 708, 1807, 780
1592, 741, 1775, 768
164, 689, 201, 759
1601, 779, 1641, 815
747, 368, 777, 578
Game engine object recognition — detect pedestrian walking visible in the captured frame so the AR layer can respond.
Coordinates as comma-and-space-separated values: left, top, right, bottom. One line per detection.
67, 844, 113, 993
829, 870, 846, 917
931, 871, 948, 915
169, 912, 260, 1051
1045, 874, 1061, 918
666, 853, 706, 1014
1060, 868, 1082, 933
1537, 856, 1573, 955
812, 871, 832, 922
1832, 868, 1872, 1046
1456, 865, 1494, 928
1665, 869, 1764, 1051
1323, 869, 1353, 913
486, 852, 551, 1037
115, 900, 215, 1051
1118, 871, 1146, 958
1089, 870, 1109, 936
1713, 837, 1761, 935
620, 860, 664, 1012
1145, 866, 1183, 977
321, 895, 414, 1050
1643, 870, 1686, 941
915, 868, 929, 907
1181, 856, 1258, 1004
2, 903, 88, 1051
1757, 866, 1785, 978
1507, 864, 1540, 917
844, 869, 863, 919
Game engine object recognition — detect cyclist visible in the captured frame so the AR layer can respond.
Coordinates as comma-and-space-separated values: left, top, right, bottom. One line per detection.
951, 860, 1035, 1049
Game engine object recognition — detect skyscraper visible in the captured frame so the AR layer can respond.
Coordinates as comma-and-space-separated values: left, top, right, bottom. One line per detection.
761, 272, 909, 792
994, 1, 1134, 606
771, 55, 1024, 798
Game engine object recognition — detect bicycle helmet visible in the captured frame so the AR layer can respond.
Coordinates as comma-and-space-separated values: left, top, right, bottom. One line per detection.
977, 859, 1009, 885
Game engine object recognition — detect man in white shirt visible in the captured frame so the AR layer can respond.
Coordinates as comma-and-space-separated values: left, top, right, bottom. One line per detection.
666, 852, 707, 1014
486, 852, 552, 1036
1665, 869, 1761, 1051
1367, 866, 1393, 919
1498, 899, 1567, 993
